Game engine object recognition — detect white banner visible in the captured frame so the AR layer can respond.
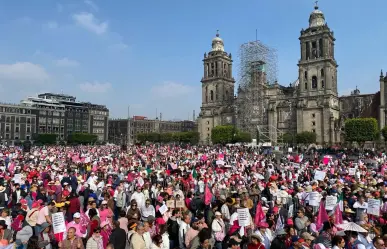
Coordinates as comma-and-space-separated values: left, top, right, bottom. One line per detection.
325, 196, 337, 211
52, 212, 66, 234
367, 199, 381, 216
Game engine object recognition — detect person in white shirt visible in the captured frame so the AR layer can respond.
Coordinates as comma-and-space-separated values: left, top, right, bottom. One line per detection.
131, 186, 146, 208
179, 214, 191, 249
141, 199, 155, 221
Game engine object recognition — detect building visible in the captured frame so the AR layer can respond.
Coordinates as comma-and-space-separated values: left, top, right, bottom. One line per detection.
0, 103, 36, 143
21, 96, 66, 140
108, 116, 196, 144
83, 103, 109, 141
197, 31, 236, 144
21, 93, 109, 141
198, 3, 385, 145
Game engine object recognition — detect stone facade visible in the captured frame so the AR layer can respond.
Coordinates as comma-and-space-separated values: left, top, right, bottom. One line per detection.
197, 32, 236, 144
198, 4, 387, 145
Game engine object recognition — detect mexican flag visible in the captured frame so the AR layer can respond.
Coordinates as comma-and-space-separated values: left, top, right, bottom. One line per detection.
337, 192, 343, 211
192, 168, 198, 179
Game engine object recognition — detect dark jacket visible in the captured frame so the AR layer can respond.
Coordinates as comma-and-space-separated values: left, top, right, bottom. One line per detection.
109, 227, 126, 249
11, 189, 27, 206
270, 237, 286, 249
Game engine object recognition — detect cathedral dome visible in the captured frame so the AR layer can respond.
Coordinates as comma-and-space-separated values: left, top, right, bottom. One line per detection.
309, 4, 325, 28
211, 32, 224, 52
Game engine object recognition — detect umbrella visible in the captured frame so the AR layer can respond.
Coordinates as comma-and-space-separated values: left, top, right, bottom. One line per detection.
336, 222, 367, 233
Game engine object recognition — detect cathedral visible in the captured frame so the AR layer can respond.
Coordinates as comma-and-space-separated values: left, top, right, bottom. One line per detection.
198, 3, 387, 145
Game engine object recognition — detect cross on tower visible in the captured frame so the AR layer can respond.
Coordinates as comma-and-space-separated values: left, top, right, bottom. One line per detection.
315, 0, 319, 7
216, 30, 219, 37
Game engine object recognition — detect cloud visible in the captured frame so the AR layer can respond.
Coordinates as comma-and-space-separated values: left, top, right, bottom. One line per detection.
84, 0, 99, 12
109, 42, 128, 51
55, 58, 80, 67
44, 21, 58, 29
79, 81, 112, 93
0, 62, 49, 82
56, 3, 63, 13
151, 81, 195, 98
72, 12, 108, 35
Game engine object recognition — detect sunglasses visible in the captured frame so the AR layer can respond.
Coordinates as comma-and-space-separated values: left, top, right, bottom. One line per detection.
94, 231, 100, 234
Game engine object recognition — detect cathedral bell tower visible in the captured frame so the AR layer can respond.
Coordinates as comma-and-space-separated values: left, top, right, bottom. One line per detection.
296, 2, 340, 144
198, 32, 235, 144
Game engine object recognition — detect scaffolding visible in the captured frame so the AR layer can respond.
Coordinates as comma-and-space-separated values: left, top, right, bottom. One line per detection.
236, 40, 282, 144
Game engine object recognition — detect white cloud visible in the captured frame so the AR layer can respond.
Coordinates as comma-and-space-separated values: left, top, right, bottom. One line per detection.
72, 12, 108, 35
44, 21, 58, 29
55, 58, 80, 67
84, 0, 99, 12
0, 62, 49, 82
109, 42, 128, 51
56, 3, 63, 13
79, 81, 112, 93
151, 81, 194, 98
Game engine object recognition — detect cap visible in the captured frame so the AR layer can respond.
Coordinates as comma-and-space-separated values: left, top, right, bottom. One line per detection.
215, 211, 222, 216
73, 212, 81, 218
301, 232, 315, 241
101, 200, 108, 205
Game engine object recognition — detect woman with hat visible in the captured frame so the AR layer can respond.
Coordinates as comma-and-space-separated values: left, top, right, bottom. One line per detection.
248, 234, 265, 249
211, 211, 225, 249
254, 222, 272, 249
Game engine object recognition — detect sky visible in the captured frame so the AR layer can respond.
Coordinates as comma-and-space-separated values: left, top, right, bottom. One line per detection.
0, 0, 386, 120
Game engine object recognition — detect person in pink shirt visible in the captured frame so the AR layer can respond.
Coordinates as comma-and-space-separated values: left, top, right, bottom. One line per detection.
66, 213, 87, 238
99, 200, 111, 223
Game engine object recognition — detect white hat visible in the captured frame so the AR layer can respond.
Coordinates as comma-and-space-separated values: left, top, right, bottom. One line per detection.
215, 211, 222, 216
101, 200, 108, 205
73, 212, 81, 218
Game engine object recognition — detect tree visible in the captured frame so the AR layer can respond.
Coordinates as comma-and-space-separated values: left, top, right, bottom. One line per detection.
382, 126, 387, 142
211, 125, 235, 144
279, 133, 294, 144
68, 133, 98, 145
295, 131, 317, 144
344, 118, 378, 144
234, 132, 251, 143
35, 134, 57, 145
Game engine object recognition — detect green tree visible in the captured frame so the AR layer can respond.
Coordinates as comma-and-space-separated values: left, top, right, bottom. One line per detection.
344, 118, 378, 144
279, 133, 294, 144
381, 126, 387, 142
234, 132, 251, 143
160, 133, 173, 143
35, 134, 57, 145
211, 125, 235, 144
68, 133, 98, 145
295, 131, 317, 144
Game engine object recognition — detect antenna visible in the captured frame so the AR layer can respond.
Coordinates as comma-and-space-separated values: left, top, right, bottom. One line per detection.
156, 108, 158, 119
256, 29, 258, 41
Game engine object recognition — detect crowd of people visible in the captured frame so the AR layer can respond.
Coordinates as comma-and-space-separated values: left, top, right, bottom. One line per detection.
0, 144, 385, 249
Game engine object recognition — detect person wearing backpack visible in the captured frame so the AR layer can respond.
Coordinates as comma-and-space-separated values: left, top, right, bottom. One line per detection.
167, 209, 181, 249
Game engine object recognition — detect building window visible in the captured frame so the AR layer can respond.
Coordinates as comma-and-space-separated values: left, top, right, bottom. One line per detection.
14, 136, 19, 140
321, 80, 325, 88
312, 76, 317, 89
206, 121, 209, 125
6, 117, 10, 123
15, 117, 19, 123
312, 129, 316, 133
27, 126, 31, 133
26, 135, 30, 140
207, 128, 210, 131
305, 82, 308, 90
312, 113, 315, 118
5, 134, 9, 139
27, 118, 31, 124
210, 90, 214, 101
15, 126, 19, 133
312, 121, 315, 126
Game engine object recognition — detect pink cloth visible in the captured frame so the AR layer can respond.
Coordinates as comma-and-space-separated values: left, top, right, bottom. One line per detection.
66, 221, 85, 238
118, 217, 128, 233
99, 209, 109, 223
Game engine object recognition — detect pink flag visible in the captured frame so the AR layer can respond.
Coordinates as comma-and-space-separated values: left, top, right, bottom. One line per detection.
254, 202, 266, 226
316, 201, 329, 230
204, 185, 212, 205
334, 204, 343, 225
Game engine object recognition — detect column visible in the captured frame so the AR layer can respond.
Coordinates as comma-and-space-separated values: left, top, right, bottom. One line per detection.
204, 63, 208, 79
